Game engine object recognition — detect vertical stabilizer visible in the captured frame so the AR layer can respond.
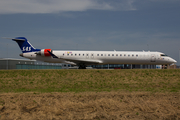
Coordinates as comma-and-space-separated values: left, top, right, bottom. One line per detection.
12, 37, 40, 53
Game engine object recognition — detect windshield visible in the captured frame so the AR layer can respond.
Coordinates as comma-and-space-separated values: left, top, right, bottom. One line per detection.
161, 54, 168, 57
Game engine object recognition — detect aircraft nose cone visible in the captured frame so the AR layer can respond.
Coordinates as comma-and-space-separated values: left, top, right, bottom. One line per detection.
170, 58, 177, 63
173, 59, 177, 63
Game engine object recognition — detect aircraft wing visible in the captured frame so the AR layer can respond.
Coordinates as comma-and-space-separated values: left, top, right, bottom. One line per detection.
47, 50, 102, 65
60, 57, 103, 65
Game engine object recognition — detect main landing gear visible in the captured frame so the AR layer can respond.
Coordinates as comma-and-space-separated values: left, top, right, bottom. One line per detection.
162, 64, 168, 69
78, 65, 86, 69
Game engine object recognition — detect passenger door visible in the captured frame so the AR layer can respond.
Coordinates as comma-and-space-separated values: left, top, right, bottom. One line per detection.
151, 54, 156, 62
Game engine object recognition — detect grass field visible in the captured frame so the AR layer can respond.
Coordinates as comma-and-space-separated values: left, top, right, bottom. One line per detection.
0, 69, 180, 119
0, 92, 179, 119
0, 69, 180, 93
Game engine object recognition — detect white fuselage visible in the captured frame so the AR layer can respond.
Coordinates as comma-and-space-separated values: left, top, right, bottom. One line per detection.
21, 50, 176, 65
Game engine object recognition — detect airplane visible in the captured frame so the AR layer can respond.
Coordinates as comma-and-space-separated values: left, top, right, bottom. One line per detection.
9, 37, 177, 69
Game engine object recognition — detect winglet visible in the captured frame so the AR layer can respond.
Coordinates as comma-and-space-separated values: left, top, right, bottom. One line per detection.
47, 50, 58, 58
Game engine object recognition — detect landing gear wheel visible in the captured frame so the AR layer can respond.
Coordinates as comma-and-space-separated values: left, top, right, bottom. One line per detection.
78, 65, 86, 69
165, 64, 168, 69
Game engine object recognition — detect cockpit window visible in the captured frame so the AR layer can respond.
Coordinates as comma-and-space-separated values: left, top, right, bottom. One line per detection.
161, 54, 168, 57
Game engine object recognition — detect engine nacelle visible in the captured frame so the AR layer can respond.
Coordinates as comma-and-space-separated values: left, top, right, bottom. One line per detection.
37, 49, 52, 56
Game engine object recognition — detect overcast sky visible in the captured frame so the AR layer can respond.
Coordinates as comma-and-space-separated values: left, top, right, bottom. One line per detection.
0, 0, 180, 65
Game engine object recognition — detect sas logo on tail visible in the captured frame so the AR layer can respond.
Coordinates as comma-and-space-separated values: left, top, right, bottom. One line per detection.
23, 47, 31, 51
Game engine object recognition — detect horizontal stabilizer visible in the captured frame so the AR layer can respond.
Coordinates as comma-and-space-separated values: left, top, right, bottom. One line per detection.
2, 37, 25, 41
12, 38, 26, 41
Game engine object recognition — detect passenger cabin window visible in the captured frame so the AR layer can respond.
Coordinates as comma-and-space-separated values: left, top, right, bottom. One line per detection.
108, 54, 110, 56
63, 54, 64, 56
112, 54, 114, 56
116, 54, 118, 56
75, 54, 77, 56
120, 54, 122, 56
101, 54, 103, 56
87, 54, 88, 56
79, 54, 80, 56
136, 54, 138, 57
71, 54, 73, 56
83, 54, 84, 56
97, 54, 99, 56
128, 55, 130, 57
124, 54, 126, 56
67, 54, 69, 56
132, 54, 134, 57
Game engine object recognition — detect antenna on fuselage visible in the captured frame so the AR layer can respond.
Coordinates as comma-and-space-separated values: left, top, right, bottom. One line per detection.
76, 44, 78, 50
147, 44, 149, 51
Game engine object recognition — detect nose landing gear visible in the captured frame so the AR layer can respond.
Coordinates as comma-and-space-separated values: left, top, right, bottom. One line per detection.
162, 64, 168, 69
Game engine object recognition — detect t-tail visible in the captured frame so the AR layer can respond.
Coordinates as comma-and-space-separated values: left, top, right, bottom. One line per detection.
12, 37, 40, 53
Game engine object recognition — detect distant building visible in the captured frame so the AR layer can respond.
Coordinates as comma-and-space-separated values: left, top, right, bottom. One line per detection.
0, 58, 62, 69
168, 64, 177, 69
0, 58, 35, 69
